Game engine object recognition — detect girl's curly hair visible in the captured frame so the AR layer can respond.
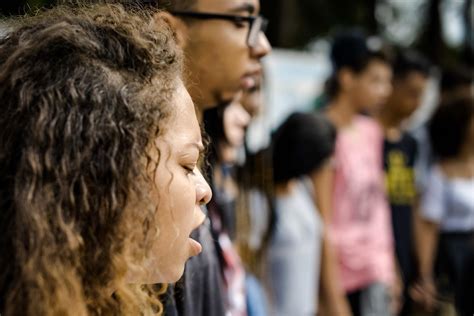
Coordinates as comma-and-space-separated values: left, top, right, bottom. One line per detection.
0, 4, 182, 315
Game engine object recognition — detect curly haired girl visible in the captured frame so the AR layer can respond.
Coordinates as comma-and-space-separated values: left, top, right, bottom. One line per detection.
0, 4, 211, 315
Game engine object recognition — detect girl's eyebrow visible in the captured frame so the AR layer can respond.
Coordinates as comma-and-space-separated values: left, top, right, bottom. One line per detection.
182, 142, 206, 160
187, 142, 205, 153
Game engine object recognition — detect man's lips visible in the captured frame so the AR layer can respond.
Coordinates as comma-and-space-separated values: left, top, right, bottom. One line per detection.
241, 68, 262, 90
241, 76, 256, 90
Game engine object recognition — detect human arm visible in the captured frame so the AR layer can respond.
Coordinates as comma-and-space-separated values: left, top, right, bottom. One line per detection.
410, 208, 439, 311
310, 161, 352, 316
410, 167, 445, 312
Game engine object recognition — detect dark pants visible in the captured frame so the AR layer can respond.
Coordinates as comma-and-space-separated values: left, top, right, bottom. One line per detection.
456, 247, 474, 316
436, 232, 474, 290
436, 232, 474, 315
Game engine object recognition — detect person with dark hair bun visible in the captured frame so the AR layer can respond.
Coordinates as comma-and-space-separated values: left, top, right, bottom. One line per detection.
414, 95, 474, 314
317, 29, 398, 316
202, 95, 252, 316
376, 48, 431, 315
266, 112, 336, 316
272, 113, 336, 184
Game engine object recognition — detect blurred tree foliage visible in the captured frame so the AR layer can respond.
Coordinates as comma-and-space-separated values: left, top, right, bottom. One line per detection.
0, 0, 55, 16
261, 0, 377, 48
1, 0, 472, 67
261, 0, 473, 67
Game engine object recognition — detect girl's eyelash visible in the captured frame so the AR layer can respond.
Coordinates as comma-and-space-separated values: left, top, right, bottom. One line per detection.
183, 165, 196, 175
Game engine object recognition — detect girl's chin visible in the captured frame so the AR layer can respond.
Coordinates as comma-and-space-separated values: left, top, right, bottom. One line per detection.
125, 257, 185, 285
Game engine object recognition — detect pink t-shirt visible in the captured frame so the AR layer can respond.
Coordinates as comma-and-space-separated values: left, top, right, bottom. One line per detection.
330, 115, 394, 292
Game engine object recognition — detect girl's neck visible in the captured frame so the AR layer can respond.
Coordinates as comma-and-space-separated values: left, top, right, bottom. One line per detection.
326, 94, 358, 129
275, 179, 297, 197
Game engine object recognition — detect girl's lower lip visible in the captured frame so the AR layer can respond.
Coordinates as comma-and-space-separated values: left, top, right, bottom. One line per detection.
188, 238, 202, 257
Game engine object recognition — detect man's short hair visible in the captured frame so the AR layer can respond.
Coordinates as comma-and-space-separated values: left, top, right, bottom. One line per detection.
156, 0, 196, 11
392, 49, 431, 80
58, 0, 197, 11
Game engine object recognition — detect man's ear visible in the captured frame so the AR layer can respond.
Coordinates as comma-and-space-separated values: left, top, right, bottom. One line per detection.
338, 68, 355, 92
154, 11, 188, 49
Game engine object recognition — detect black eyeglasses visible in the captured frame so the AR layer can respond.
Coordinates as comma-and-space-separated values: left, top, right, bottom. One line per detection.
171, 11, 268, 48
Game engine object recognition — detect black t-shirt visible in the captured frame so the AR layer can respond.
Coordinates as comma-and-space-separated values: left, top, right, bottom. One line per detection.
383, 132, 418, 283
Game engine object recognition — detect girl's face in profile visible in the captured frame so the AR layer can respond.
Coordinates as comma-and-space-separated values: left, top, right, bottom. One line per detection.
223, 97, 251, 148
128, 81, 212, 284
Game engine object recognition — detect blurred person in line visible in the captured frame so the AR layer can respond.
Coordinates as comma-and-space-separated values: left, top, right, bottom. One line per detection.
318, 29, 399, 316
237, 74, 271, 259
411, 65, 474, 194
241, 78, 265, 118
202, 95, 252, 316
413, 94, 474, 314
235, 81, 275, 316
267, 112, 336, 316
0, 4, 212, 315
376, 49, 431, 315
407, 66, 472, 312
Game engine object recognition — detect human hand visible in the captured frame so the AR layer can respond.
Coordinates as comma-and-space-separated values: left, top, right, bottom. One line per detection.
390, 271, 404, 315
409, 277, 438, 312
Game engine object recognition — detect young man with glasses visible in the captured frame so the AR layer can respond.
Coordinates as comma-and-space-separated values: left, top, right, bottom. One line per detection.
154, 1, 271, 316
158, 0, 271, 112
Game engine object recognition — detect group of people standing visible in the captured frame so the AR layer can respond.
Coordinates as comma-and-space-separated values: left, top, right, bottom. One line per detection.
0, 0, 271, 315
266, 30, 474, 316
0, 1, 473, 316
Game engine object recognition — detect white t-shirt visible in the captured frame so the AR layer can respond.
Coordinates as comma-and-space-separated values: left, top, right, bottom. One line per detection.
421, 166, 474, 232
267, 178, 323, 316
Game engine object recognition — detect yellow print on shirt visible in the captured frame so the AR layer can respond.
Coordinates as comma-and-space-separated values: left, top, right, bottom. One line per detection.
384, 150, 416, 205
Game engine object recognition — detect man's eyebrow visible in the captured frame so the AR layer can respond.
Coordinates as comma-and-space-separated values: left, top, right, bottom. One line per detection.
228, 3, 256, 15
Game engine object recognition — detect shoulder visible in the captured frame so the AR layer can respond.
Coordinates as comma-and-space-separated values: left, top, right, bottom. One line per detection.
355, 115, 380, 130
354, 115, 383, 140
428, 165, 446, 185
